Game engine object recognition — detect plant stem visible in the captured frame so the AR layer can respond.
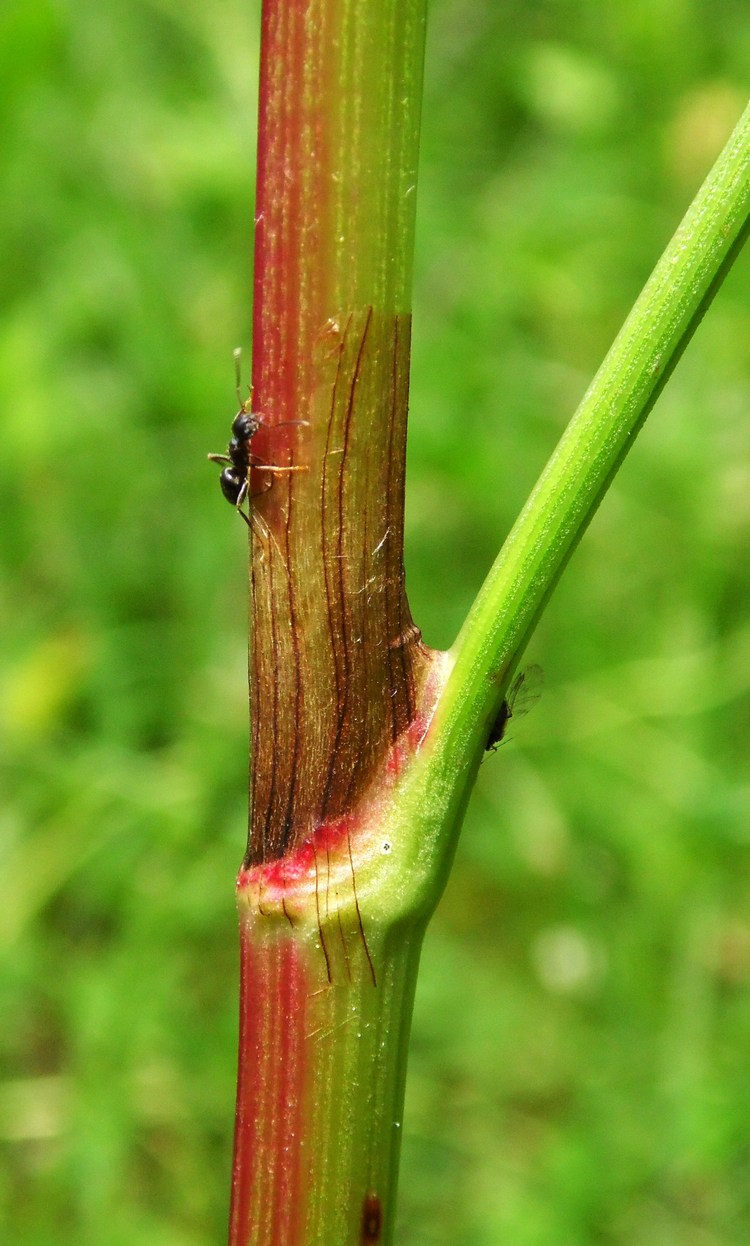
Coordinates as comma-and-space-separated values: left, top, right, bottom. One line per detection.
373, 102, 750, 941
229, 896, 424, 1246
229, 2, 430, 1243
228, 0, 750, 1230
436, 98, 750, 773
249, 0, 431, 865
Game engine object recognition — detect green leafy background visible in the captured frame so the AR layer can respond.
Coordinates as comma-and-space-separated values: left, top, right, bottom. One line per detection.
2, 2, 749, 1243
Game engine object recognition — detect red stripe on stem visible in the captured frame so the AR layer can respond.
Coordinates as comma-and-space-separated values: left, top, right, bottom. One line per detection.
229, 924, 310, 1246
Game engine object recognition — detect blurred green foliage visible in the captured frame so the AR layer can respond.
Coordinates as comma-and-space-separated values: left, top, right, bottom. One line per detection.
1, 1, 749, 1243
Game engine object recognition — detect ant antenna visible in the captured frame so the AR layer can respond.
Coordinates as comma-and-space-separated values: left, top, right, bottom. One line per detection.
233, 347, 244, 406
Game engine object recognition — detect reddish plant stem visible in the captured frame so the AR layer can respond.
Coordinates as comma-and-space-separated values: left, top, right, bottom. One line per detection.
228, 2, 431, 1242
229, 935, 309, 1246
248, 0, 430, 864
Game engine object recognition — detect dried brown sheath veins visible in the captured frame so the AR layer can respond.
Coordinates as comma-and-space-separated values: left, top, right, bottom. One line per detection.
248, 307, 429, 865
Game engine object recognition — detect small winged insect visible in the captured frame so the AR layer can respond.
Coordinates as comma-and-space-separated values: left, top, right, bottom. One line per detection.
486, 663, 544, 752
208, 349, 306, 528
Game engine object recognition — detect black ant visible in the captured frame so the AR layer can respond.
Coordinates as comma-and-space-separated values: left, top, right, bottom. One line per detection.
486, 663, 543, 751
208, 349, 306, 528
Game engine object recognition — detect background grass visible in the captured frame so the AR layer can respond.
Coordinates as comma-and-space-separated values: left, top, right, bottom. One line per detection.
1, 1, 749, 1243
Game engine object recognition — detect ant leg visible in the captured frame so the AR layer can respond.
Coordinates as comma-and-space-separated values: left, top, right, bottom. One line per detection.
235, 480, 290, 574
207, 453, 232, 465
233, 348, 243, 407
233, 347, 254, 412
248, 502, 289, 574
235, 477, 249, 508
248, 455, 307, 476
249, 507, 269, 541
233, 500, 265, 561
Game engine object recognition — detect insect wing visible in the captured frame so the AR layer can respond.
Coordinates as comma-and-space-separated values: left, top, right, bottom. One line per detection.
506, 662, 544, 721
486, 663, 544, 752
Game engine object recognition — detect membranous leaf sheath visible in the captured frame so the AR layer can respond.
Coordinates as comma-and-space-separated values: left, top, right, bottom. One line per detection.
248, 0, 432, 865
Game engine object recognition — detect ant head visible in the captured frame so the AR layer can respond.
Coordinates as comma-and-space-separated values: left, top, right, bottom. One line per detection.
232, 410, 260, 440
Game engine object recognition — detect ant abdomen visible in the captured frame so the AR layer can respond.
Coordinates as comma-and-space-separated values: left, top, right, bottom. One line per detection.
219, 468, 245, 506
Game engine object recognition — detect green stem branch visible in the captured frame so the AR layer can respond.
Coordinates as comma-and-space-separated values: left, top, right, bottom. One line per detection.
436, 99, 750, 777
